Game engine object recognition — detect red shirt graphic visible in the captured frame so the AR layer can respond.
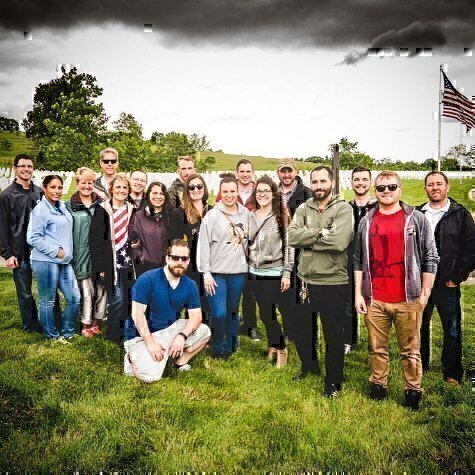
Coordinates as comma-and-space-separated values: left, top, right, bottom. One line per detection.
369, 209, 406, 303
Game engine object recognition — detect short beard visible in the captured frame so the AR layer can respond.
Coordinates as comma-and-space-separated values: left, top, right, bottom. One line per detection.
353, 188, 368, 197
313, 188, 332, 202
168, 264, 185, 278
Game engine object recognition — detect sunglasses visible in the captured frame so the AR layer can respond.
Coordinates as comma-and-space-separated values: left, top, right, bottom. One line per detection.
375, 184, 399, 193
188, 184, 204, 191
102, 159, 118, 165
168, 254, 190, 262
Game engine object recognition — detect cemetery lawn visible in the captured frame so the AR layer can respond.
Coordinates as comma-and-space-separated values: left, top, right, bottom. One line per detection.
0, 268, 473, 473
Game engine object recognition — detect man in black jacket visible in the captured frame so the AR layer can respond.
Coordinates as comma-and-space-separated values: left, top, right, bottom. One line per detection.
418, 171, 475, 385
93, 147, 119, 199
277, 158, 312, 217
0, 154, 43, 332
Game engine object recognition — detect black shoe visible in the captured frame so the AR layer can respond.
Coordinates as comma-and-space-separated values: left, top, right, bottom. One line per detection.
238, 325, 248, 336
370, 383, 388, 400
210, 351, 231, 360
404, 389, 422, 410
322, 383, 341, 398
248, 328, 261, 342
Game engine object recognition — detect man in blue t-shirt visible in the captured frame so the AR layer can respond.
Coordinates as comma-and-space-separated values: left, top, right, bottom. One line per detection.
124, 239, 211, 382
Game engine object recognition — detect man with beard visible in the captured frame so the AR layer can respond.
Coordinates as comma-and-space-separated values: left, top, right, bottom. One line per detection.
417, 172, 475, 385
168, 156, 196, 208
288, 166, 353, 398
277, 158, 312, 217
354, 171, 439, 410
123, 239, 211, 382
345, 166, 377, 353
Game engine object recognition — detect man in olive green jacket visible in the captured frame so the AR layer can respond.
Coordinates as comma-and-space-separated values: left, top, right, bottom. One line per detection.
288, 165, 353, 398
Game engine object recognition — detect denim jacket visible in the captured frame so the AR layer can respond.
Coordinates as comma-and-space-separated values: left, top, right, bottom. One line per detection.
27, 196, 74, 264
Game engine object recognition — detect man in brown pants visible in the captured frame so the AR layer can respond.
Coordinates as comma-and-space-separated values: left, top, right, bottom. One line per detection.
353, 170, 439, 410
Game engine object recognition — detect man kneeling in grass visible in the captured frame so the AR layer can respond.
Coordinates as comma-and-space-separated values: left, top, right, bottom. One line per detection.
124, 239, 211, 382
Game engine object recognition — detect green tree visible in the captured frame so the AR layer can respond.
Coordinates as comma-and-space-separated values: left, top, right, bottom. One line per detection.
23, 67, 108, 170
0, 117, 19, 132
107, 113, 152, 171
337, 137, 375, 170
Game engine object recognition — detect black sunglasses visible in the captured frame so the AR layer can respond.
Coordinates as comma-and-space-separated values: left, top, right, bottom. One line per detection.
188, 184, 204, 191
102, 159, 118, 165
168, 254, 190, 262
375, 184, 399, 192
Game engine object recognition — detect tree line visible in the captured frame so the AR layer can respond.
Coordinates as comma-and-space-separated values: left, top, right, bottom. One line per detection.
2, 67, 473, 171
18, 67, 214, 172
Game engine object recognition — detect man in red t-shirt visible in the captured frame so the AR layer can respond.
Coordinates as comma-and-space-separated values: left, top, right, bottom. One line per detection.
353, 171, 439, 410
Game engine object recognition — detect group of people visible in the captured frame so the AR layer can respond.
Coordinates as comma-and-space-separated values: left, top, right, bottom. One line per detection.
1, 149, 473, 410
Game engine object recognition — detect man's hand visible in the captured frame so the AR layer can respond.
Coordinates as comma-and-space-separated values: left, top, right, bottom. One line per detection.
5, 256, 18, 269
204, 274, 218, 296
56, 248, 65, 259
280, 277, 290, 292
445, 280, 457, 288
144, 336, 165, 362
418, 293, 429, 309
169, 334, 186, 358
355, 293, 367, 314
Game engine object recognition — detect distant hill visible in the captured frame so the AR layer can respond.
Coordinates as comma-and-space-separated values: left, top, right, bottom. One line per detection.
0, 131, 34, 167
197, 150, 316, 171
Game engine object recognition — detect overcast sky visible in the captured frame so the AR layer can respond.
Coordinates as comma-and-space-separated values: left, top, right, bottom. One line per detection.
1, 1, 474, 162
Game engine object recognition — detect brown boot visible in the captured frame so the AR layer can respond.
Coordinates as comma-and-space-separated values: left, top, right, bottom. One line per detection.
268, 347, 277, 361
276, 348, 288, 368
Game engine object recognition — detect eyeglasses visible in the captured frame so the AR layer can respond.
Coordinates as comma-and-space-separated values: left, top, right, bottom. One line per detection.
168, 254, 190, 262
256, 189, 272, 196
375, 184, 399, 192
102, 159, 118, 165
188, 184, 204, 191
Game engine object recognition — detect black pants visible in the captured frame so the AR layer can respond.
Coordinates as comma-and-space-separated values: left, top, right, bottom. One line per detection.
420, 285, 464, 381
187, 270, 210, 326
247, 274, 287, 349
290, 284, 348, 385
344, 268, 359, 347
241, 277, 257, 330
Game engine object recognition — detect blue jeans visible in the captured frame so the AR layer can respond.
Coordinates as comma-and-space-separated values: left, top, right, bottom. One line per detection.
206, 273, 246, 355
12, 260, 39, 331
106, 268, 135, 344
31, 261, 81, 339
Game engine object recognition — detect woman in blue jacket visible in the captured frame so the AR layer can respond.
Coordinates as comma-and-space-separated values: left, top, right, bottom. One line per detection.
27, 175, 80, 342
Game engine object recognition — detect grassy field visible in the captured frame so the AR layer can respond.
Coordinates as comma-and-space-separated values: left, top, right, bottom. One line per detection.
0, 270, 473, 472
0, 131, 34, 167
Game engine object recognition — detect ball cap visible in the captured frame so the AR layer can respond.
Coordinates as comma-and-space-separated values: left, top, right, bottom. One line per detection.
277, 158, 297, 171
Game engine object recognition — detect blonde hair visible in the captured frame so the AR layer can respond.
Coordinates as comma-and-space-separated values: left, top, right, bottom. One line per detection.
375, 170, 401, 186
100, 147, 119, 161
75, 166, 96, 183
108, 173, 131, 195
177, 155, 195, 167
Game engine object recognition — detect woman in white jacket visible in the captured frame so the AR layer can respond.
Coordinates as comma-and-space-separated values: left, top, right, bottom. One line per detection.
197, 173, 250, 358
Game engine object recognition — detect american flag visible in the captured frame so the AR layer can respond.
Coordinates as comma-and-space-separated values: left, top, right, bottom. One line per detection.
441, 71, 475, 132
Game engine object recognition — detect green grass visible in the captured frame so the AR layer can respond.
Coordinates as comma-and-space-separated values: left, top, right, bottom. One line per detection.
0, 268, 473, 472
0, 131, 34, 167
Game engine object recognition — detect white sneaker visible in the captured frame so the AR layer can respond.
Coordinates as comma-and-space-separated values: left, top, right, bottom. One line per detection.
175, 363, 192, 372
344, 344, 352, 355
53, 336, 71, 345
124, 353, 134, 377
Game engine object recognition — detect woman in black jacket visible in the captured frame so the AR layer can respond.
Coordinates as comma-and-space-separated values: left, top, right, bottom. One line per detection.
169, 174, 213, 323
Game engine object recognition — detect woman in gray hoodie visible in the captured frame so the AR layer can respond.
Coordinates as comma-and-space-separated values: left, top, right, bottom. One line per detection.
248, 175, 294, 367
197, 173, 250, 358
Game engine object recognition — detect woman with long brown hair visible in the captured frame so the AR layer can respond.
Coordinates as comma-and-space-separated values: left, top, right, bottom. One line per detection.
169, 174, 213, 322
247, 175, 294, 367
129, 181, 174, 277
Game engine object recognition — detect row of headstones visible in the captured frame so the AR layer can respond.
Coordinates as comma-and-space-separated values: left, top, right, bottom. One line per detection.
0, 168, 473, 194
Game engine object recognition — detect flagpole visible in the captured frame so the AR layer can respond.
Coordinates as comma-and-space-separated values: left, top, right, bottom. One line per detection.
438, 65, 443, 171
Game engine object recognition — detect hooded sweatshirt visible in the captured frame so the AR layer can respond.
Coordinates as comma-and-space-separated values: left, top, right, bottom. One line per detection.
287, 195, 353, 285
197, 202, 250, 274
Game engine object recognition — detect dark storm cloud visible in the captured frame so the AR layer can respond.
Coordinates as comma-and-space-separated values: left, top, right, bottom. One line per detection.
1, 1, 474, 64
